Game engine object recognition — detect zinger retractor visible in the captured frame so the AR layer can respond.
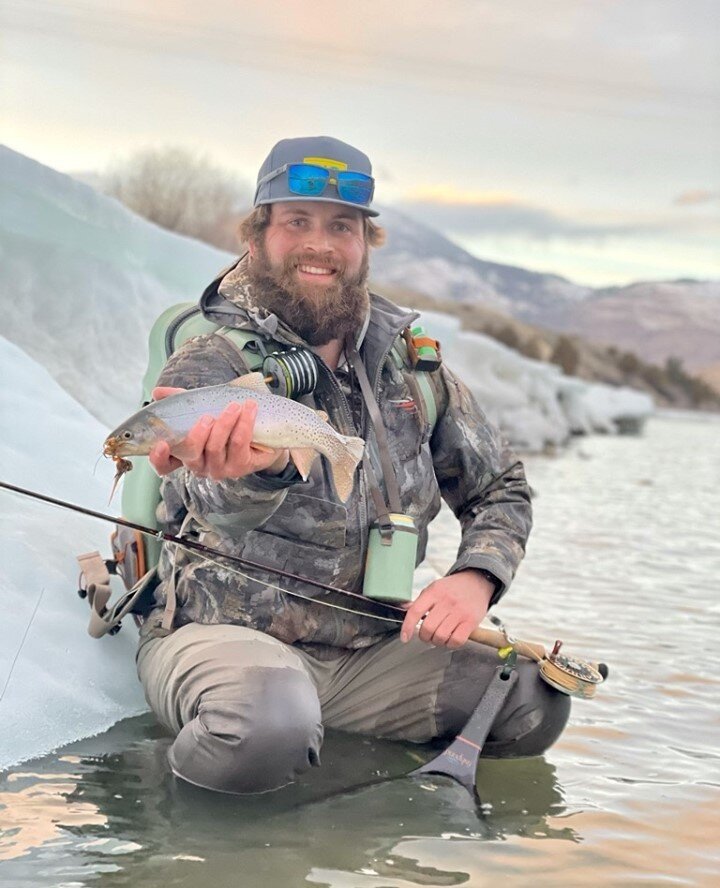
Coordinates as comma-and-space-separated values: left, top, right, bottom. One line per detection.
262, 347, 318, 399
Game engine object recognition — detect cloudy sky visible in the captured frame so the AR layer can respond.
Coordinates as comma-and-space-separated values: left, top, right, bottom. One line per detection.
3, 0, 719, 286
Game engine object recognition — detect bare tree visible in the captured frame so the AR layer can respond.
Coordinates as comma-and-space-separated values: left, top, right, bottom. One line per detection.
550, 335, 581, 375
102, 147, 251, 251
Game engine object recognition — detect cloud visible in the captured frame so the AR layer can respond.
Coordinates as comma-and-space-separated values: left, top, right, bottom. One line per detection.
396, 193, 649, 241
674, 189, 720, 206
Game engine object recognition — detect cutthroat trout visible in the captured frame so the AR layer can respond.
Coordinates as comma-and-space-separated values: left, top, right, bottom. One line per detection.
104, 372, 365, 502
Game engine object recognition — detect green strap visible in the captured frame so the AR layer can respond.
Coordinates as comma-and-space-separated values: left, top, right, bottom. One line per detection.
390, 337, 439, 433
215, 325, 266, 371
413, 369, 438, 430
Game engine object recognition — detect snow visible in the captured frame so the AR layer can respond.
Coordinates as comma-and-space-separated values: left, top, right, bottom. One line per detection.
0, 145, 232, 427
0, 147, 654, 768
417, 310, 654, 450
0, 336, 148, 771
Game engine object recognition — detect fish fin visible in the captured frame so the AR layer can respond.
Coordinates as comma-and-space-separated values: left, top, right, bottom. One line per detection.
327, 435, 365, 502
250, 442, 275, 454
289, 447, 317, 481
229, 372, 271, 393
147, 415, 170, 434
315, 410, 329, 423
341, 435, 365, 465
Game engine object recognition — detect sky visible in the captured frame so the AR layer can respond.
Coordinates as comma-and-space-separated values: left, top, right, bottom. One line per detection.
2, 0, 719, 287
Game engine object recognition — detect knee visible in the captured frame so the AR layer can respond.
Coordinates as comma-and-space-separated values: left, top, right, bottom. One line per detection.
168, 666, 323, 793
482, 661, 571, 758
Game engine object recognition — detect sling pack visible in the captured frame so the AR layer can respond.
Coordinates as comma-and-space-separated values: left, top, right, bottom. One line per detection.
77, 301, 441, 637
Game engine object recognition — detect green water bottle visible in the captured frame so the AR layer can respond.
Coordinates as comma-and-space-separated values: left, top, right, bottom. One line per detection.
363, 513, 419, 603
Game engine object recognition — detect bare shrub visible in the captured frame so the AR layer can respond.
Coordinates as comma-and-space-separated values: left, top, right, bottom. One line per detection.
102, 147, 251, 251
550, 335, 581, 375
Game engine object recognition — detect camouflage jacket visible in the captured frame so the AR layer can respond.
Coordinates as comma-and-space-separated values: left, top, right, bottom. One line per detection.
140, 258, 533, 656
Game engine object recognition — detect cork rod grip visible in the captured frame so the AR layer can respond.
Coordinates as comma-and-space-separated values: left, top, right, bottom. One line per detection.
469, 627, 546, 662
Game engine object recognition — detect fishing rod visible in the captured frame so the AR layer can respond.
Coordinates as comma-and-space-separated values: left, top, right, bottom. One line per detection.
0, 479, 608, 698
0, 480, 402, 624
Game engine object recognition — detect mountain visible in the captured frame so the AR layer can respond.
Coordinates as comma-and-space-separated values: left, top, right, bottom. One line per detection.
537, 280, 720, 372
372, 205, 591, 317
371, 206, 720, 375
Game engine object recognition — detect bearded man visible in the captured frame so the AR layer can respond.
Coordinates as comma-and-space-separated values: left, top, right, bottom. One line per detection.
135, 136, 570, 794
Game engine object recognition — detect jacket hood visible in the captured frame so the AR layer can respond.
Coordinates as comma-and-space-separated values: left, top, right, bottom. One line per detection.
199, 255, 419, 363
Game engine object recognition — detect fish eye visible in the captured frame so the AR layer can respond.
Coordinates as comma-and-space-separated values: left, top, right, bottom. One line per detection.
122, 430, 133, 439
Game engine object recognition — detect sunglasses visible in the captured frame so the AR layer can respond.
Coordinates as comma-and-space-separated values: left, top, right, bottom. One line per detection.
255, 163, 375, 207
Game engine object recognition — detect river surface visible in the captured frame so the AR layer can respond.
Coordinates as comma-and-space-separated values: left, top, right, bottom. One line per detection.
1, 412, 719, 887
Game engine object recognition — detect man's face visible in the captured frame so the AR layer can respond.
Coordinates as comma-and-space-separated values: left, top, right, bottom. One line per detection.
247, 201, 370, 346
250, 201, 367, 287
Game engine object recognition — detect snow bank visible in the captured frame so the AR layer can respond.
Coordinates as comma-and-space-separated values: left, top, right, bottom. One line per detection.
558, 378, 654, 435
0, 336, 148, 770
418, 310, 653, 451
0, 146, 233, 427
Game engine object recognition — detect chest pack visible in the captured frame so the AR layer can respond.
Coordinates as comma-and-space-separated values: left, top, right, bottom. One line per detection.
77, 302, 441, 637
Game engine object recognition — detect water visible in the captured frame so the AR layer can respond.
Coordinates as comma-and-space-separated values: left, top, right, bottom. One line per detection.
2, 413, 719, 887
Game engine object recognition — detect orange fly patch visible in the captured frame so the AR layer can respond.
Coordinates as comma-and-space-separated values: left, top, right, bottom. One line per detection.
103, 437, 133, 502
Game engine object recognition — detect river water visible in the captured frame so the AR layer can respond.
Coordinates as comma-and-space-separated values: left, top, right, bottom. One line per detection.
1, 412, 719, 887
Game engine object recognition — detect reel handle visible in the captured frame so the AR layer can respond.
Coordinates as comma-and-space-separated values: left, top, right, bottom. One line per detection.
469, 627, 546, 662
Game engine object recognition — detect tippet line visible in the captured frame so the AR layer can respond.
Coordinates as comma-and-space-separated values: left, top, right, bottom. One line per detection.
0, 480, 404, 625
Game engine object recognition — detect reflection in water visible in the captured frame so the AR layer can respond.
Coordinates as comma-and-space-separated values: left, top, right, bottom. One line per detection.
0, 771, 106, 863
0, 716, 572, 886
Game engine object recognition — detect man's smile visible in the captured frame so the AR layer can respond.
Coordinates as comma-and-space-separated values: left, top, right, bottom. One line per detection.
296, 263, 337, 279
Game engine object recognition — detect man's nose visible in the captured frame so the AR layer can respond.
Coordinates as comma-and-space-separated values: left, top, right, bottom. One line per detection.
302, 227, 332, 252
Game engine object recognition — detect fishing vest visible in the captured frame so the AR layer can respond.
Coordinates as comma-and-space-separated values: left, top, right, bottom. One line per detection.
77, 301, 442, 638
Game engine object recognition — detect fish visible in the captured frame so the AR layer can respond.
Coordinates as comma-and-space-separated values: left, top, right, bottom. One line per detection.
104, 372, 365, 502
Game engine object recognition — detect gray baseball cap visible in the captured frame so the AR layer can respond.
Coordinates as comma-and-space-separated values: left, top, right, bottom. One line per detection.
253, 136, 379, 217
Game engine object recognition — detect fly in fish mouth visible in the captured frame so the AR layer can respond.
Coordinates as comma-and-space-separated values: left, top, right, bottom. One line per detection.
103, 436, 134, 500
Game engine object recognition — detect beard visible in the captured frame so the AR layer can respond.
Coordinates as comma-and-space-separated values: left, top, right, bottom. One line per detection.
246, 241, 370, 347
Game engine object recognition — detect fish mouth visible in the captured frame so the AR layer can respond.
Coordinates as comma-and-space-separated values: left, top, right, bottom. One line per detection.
103, 436, 145, 458
103, 437, 122, 459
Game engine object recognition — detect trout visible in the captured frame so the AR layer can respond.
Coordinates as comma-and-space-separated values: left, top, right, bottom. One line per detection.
104, 372, 365, 502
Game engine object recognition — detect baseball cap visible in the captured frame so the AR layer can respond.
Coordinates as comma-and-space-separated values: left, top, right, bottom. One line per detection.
253, 136, 379, 217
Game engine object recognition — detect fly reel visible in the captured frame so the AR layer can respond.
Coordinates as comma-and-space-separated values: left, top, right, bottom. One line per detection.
262, 347, 318, 399
539, 641, 607, 699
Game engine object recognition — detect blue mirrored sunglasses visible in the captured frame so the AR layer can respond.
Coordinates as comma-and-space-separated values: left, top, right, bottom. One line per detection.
255, 162, 375, 207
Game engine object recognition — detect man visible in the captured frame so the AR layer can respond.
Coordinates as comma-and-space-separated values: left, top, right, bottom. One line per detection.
136, 136, 570, 794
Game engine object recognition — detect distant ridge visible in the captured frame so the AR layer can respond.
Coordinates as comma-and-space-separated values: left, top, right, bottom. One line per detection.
372, 205, 720, 373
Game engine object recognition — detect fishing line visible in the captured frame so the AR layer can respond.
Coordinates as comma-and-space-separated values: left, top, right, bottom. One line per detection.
0, 480, 404, 625
0, 586, 46, 704
187, 554, 403, 626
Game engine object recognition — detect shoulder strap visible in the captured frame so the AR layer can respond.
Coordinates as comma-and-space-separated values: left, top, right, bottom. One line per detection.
142, 303, 214, 403
390, 334, 439, 433
214, 326, 267, 372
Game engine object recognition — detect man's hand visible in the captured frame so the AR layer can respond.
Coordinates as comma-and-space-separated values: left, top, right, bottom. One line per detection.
400, 569, 495, 650
148, 386, 289, 480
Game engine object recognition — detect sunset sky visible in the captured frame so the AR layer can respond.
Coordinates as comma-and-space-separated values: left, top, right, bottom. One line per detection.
3, 0, 719, 286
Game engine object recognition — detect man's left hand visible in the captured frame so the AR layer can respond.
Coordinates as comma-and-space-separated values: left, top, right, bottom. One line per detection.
400, 570, 495, 649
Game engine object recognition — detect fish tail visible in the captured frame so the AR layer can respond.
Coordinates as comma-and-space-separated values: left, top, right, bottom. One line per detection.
326, 434, 364, 502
